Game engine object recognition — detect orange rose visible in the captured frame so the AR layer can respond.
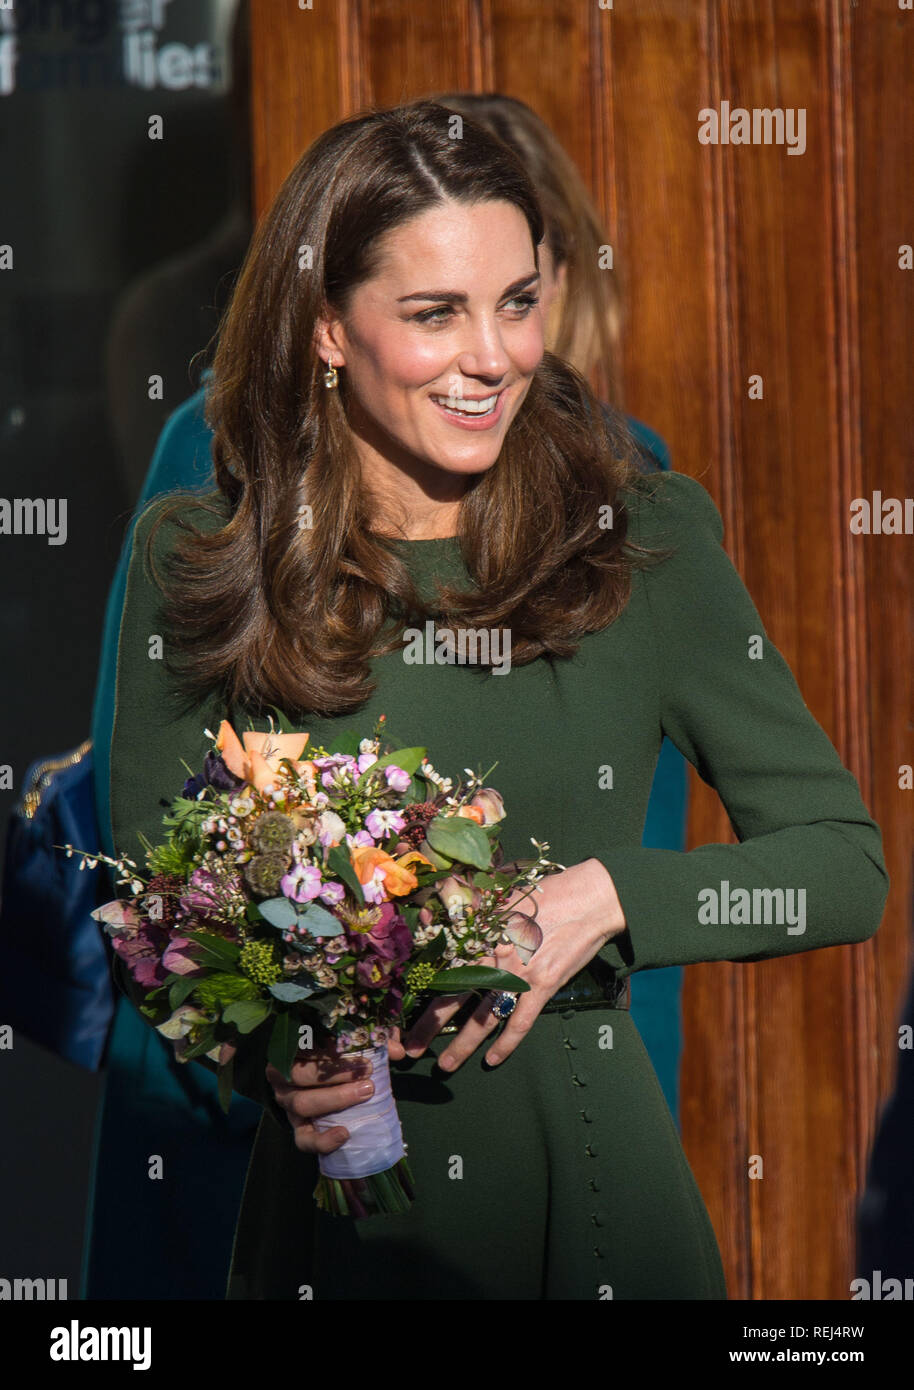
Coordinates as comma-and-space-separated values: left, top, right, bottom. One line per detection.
215, 719, 311, 792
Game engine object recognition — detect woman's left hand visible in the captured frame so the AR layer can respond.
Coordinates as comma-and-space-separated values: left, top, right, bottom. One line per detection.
387, 858, 628, 1072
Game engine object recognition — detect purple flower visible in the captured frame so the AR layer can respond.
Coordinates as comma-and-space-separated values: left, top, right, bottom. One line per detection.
179, 866, 225, 919
364, 808, 406, 840
313, 754, 358, 789
346, 829, 376, 849
182, 751, 245, 799
110, 922, 169, 989
384, 765, 411, 793
162, 937, 203, 977
357, 752, 378, 774
281, 862, 324, 903
319, 881, 345, 906
357, 901, 412, 964
355, 955, 393, 988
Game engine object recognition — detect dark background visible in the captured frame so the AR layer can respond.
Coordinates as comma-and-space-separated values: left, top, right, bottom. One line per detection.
0, 0, 247, 1289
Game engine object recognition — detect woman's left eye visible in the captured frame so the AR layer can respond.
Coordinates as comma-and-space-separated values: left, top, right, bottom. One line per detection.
504, 293, 540, 314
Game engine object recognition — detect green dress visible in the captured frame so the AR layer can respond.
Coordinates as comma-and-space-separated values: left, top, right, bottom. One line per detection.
108, 469, 888, 1300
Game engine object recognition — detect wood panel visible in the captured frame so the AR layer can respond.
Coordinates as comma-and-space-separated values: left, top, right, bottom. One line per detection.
248, 0, 912, 1301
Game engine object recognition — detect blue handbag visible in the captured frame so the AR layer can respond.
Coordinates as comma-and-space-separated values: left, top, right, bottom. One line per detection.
0, 740, 115, 1069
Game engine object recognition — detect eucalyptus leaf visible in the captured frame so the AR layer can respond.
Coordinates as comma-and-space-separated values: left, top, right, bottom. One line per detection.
426, 815, 493, 870
257, 896, 298, 931
294, 900, 342, 938
269, 981, 316, 1002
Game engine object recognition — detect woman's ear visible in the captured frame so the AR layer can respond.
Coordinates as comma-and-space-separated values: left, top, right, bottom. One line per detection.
313, 314, 347, 368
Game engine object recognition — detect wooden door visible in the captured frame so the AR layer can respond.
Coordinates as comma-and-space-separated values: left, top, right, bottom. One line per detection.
248, 0, 913, 1300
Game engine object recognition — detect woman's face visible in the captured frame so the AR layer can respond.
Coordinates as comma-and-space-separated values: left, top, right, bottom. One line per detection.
318, 198, 544, 483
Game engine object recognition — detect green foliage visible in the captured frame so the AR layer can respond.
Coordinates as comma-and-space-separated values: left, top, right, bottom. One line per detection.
426, 815, 493, 870
426, 965, 529, 994
326, 845, 365, 904
193, 971, 260, 1011
356, 747, 426, 789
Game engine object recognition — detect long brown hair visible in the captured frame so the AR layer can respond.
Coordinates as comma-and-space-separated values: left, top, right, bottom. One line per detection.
431, 92, 624, 407
149, 100, 661, 719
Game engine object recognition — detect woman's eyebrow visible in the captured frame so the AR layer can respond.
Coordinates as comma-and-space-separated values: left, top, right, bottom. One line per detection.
397, 271, 541, 305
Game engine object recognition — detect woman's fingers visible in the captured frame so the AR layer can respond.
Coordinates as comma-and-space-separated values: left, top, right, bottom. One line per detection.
401, 990, 475, 1056
435, 990, 502, 1071
267, 1066, 375, 1120
287, 1112, 351, 1155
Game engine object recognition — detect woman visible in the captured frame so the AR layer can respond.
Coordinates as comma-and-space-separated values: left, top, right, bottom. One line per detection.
109, 101, 887, 1299
84, 92, 686, 1302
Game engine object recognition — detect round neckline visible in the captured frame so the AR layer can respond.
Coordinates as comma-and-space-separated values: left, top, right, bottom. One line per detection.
386, 534, 460, 546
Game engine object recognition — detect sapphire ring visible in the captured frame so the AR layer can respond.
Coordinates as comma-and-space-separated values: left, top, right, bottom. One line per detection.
490, 990, 518, 1020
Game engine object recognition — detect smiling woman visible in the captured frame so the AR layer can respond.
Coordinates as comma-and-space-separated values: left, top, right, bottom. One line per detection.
143, 101, 654, 718
108, 99, 888, 1300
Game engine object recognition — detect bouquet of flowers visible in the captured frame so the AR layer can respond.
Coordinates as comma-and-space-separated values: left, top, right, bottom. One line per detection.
64, 713, 560, 1217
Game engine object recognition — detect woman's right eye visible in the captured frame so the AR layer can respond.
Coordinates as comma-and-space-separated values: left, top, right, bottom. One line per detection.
412, 305, 454, 324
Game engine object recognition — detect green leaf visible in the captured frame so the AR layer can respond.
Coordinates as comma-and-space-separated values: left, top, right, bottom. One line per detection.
425, 966, 530, 994
356, 746, 426, 788
257, 896, 298, 930
217, 1057, 234, 1114
326, 845, 365, 904
426, 815, 492, 870
326, 730, 362, 756
181, 1025, 218, 1061
268, 1009, 302, 1081
183, 930, 241, 968
269, 981, 315, 1002
223, 999, 272, 1034
400, 775, 426, 806
267, 705, 296, 734
168, 976, 199, 1010
294, 900, 342, 938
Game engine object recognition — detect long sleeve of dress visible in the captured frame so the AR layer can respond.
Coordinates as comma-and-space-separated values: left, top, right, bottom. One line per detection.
595, 471, 889, 977
108, 492, 280, 1114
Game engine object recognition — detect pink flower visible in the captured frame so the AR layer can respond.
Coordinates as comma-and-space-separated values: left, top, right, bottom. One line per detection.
281, 862, 324, 903
162, 937, 203, 977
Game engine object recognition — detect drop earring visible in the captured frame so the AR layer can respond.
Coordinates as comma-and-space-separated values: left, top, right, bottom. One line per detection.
323, 354, 339, 389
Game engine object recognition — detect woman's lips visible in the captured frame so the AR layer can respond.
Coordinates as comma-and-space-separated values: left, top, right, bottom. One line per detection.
429, 388, 508, 431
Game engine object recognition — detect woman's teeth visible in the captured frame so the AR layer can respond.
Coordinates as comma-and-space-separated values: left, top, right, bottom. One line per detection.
432, 393, 498, 416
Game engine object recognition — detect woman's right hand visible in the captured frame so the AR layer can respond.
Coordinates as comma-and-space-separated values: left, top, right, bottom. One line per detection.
264, 1048, 375, 1154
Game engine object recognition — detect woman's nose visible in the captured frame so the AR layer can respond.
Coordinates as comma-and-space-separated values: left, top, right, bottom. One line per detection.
454, 316, 512, 382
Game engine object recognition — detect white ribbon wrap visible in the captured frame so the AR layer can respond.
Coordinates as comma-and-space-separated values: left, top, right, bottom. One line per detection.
314, 1044, 405, 1181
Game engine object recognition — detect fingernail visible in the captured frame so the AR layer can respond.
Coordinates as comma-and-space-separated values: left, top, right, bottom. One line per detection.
438, 1054, 455, 1071
355, 1080, 374, 1098
405, 1045, 424, 1058
487, 1053, 501, 1066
